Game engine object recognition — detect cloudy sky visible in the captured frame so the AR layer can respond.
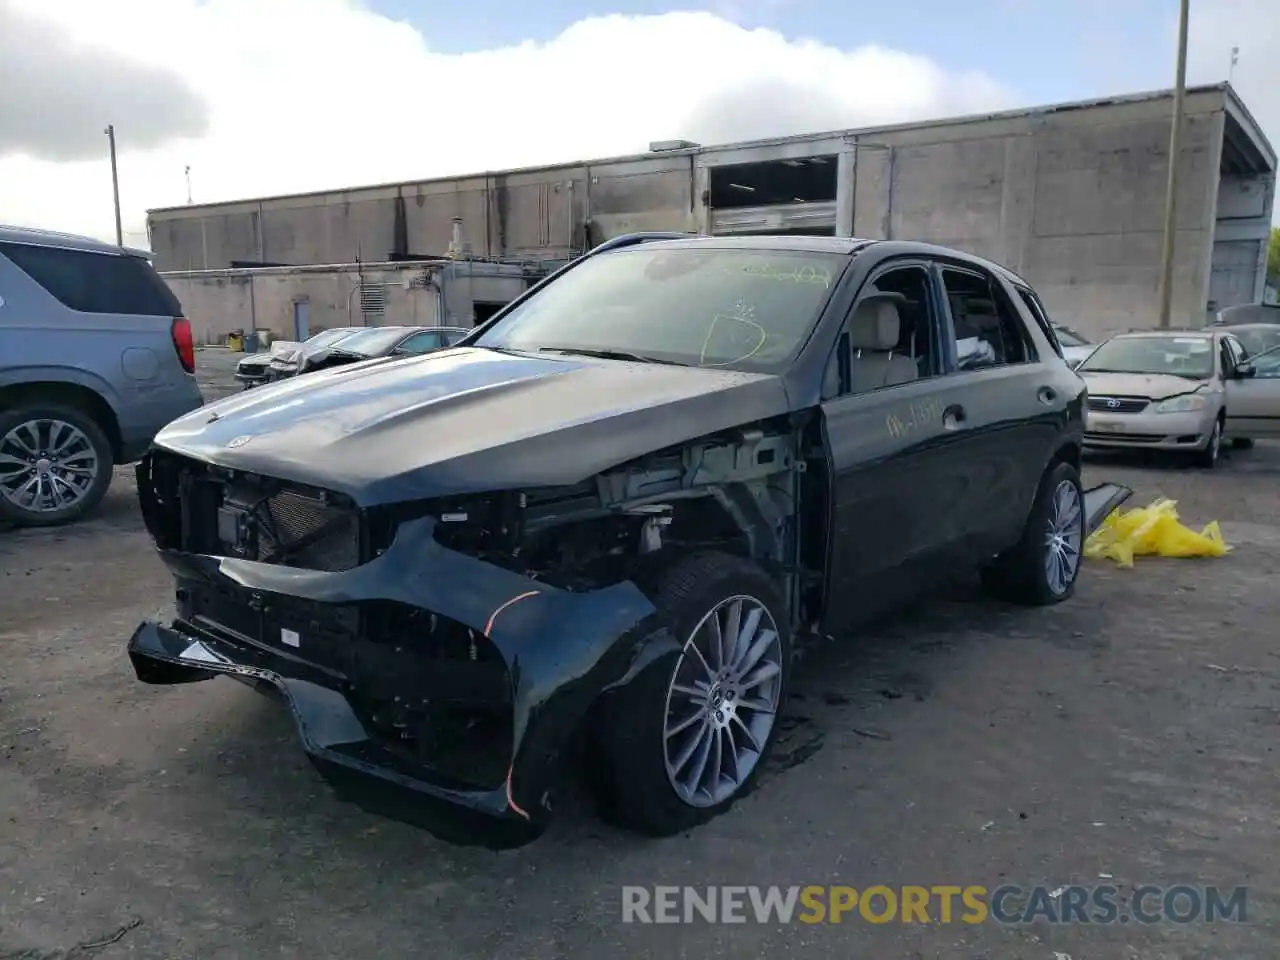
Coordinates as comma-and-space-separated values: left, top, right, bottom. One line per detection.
0, 0, 1275, 247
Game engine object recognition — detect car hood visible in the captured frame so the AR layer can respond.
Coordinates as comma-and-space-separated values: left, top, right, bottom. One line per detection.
153, 347, 792, 505
1079, 370, 1210, 400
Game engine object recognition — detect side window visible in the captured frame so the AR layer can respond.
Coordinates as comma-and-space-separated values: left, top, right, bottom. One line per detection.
941, 268, 1030, 370
0, 242, 181, 316
1014, 286, 1062, 359
1225, 336, 1247, 364
1253, 345, 1280, 378
1218, 338, 1236, 378
393, 331, 444, 354
823, 264, 940, 398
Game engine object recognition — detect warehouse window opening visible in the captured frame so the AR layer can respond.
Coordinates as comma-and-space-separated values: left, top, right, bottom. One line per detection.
473, 301, 505, 326
708, 156, 838, 210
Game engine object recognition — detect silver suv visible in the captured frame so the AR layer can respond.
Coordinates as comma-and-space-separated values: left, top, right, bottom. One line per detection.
0, 225, 204, 526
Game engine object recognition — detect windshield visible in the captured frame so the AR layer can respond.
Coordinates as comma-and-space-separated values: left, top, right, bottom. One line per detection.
1078, 335, 1214, 379
327, 327, 413, 356
1053, 325, 1089, 347
1225, 326, 1280, 357
472, 247, 846, 371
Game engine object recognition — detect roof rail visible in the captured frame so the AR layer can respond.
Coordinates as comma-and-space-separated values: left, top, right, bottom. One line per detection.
586, 231, 698, 256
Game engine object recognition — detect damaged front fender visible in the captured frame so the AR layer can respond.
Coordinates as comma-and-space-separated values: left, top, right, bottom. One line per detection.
127, 516, 682, 835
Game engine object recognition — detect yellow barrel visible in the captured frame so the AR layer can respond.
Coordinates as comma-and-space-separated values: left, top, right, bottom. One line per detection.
227, 332, 244, 352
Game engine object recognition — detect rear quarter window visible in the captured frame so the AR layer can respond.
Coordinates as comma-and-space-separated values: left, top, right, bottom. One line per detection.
0, 241, 181, 317
1013, 285, 1063, 359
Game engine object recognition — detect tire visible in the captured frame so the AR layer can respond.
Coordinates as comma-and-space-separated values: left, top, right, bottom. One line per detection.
591, 551, 792, 837
980, 460, 1085, 607
1232, 437, 1254, 450
0, 403, 114, 527
1193, 416, 1224, 469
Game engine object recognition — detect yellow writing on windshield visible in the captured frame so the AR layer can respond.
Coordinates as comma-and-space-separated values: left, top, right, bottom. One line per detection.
741, 263, 833, 287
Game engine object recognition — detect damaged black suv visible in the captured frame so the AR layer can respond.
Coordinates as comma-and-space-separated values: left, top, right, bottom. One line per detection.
128, 233, 1130, 842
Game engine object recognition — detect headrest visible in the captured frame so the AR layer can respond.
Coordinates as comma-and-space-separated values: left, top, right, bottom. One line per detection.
950, 294, 999, 332
849, 299, 901, 351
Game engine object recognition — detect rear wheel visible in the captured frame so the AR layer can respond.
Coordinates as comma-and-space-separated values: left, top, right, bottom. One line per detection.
981, 461, 1085, 606
0, 404, 113, 527
591, 552, 791, 836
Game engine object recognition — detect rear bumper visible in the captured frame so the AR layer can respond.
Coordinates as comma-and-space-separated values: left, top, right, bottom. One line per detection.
126, 514, 678, 840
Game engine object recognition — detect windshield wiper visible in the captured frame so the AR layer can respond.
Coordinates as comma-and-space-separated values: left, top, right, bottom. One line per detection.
536, 347, 684, 366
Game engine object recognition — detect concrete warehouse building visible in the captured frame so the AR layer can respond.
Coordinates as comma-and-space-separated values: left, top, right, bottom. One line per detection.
149, 83, 1276, 344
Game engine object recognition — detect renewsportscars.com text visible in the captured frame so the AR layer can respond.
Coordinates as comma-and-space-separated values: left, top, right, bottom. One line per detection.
620, 885, 1248, 925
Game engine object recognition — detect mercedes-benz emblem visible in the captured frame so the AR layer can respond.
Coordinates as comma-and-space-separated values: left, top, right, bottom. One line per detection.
227, 435, 252, 448
1106, 398, 1121, 409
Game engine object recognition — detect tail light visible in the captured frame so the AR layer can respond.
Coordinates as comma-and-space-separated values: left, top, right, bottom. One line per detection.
172, 317, 195, 373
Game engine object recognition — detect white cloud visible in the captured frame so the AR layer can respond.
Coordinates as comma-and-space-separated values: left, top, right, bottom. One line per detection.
1188, 0, 1280, 164
0, 0, 1017, 246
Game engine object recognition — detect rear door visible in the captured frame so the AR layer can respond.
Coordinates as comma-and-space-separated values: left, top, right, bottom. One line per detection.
931, 261, 1067, 558
1226, 341, 1280, 438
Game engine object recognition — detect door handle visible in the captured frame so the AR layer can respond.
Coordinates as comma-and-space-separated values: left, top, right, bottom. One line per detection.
942, 404, 967, 429
1037, 386, 1057, 405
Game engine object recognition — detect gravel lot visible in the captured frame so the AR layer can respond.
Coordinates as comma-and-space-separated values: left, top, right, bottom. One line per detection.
2, 348, 1277, 958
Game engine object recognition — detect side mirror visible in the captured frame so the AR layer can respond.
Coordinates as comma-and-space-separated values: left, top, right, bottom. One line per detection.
1236, 362, 1256, 379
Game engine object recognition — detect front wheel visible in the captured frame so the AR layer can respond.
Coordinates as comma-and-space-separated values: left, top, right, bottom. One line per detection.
591, 552, 792, 836
0, 404, 114, 527
981, 461, 1085, 606
1194, 417, 1223, 469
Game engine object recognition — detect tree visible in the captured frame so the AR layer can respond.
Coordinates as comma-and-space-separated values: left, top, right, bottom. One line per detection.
1270, 227, 1280, 284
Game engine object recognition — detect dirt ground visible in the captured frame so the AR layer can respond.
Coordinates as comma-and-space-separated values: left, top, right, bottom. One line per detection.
2, 349, 1277, 958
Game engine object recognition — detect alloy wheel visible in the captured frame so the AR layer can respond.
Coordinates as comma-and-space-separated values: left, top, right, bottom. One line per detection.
662, 594, 784, 808
0, 418, 101, 515
1044, 479, 1083, 596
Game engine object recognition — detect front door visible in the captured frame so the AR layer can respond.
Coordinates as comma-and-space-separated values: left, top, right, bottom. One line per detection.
820, 260, 973, 632
1227, 342, 1280, 438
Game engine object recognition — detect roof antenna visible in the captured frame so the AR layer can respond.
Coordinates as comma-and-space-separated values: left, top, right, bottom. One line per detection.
1229, 46, 1239, 83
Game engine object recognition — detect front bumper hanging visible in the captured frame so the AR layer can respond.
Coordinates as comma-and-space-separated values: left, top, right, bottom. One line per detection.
127, 515, 681, 835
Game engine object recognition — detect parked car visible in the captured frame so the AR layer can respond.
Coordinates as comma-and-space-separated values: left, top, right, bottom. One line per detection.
1212, 302, 1280, 326
249, 326, 363, 385
0, 224, 203, 527
1052, 323, 1094, 367
234, 339, 304, 389
127, 233, 1130, 843
1077, 327, 1272, 465
273, 325, 472, 379
1202, 320, 1280, 359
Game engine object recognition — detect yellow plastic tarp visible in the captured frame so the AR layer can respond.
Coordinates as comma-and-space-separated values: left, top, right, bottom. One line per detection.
1084, 497, 1229, 568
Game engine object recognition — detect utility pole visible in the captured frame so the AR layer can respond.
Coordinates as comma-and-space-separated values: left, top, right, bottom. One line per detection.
1156, 0, 1190, 329
1228, 46, 1239, 83
104, 124, 123, 246
185, 165, 193, 204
